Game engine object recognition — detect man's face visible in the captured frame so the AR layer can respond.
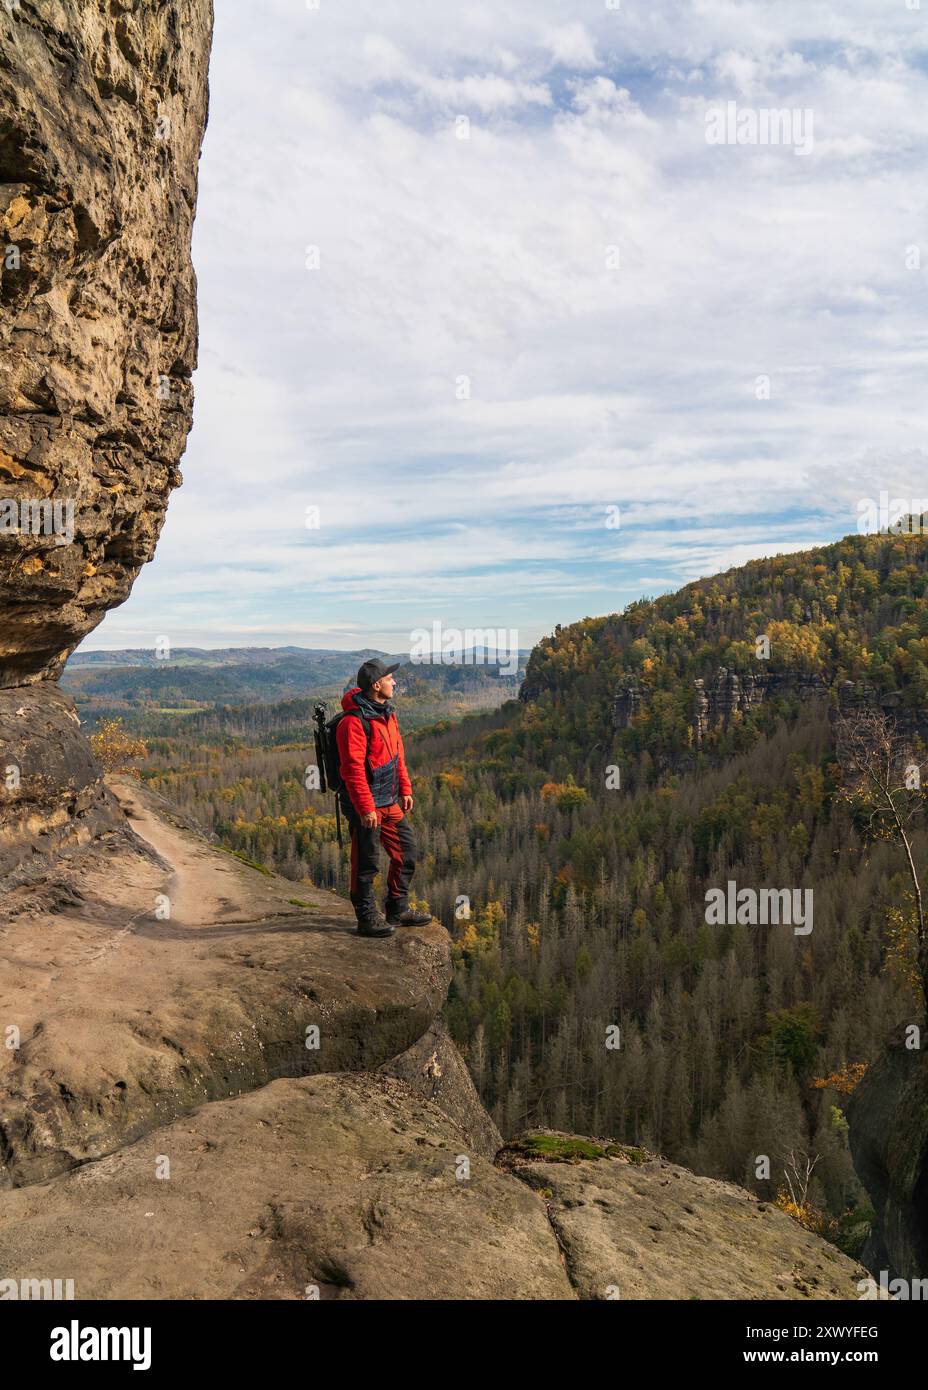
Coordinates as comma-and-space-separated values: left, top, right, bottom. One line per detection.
372, 673, 396, 699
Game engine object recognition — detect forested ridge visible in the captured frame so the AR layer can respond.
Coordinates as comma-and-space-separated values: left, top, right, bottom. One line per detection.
518, 529, 928, 772
110, 530, 928, 1246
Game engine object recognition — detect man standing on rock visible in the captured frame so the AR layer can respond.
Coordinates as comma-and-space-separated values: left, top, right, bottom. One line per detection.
337, 658, 432, 938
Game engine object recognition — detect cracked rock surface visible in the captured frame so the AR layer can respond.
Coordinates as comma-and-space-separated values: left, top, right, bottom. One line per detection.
498, 1132, 869, 1300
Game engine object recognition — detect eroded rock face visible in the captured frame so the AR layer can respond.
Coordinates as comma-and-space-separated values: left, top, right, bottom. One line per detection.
0, 683, 118, 879
378, 1021, 504, 1160
0, 0, 213, 686
613, 668, 928, 754
848, 1043, 928, 1281
612, 668, 831, 744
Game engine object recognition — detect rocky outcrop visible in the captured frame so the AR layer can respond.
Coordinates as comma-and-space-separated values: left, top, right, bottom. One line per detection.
692, 669, 829, 744
832, 680, 928, 762
613, 667, 928, 753
0, 682, 119, 878
0, 781, 451, 1187
613, 668, 829, 744
0, 0, 212, 874
848, 1043, 928, 1281
0, 1074, 569, 1301
0, 0, 213, 686
500, 1133, 868, 1300
377, 1021, 503, 1160
612, 675, 645, 729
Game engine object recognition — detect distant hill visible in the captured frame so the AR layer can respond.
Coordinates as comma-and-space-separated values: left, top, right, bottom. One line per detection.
382, 530, 928, 1213
66, 645, 384, 668
63, 646, 395, 707
63, 645, 529, 733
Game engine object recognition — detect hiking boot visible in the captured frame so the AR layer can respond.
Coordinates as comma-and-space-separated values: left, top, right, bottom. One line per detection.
385, 905, 433, 928
356, 909, 395, 938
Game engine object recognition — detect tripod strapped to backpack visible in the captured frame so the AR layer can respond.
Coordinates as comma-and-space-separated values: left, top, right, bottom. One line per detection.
312, 700, 374, 848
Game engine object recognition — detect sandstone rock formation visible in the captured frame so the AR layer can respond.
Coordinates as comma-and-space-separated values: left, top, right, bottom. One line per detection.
612, 667, 928, 757
0, 0, 213, 685
0, 1074, 571, 1301
0, 0, 213, 875
377, 1020, 504, 1160
0, 682, 119, 879
691, 668, 829, 745
0, 780, 452, 1187
611, 674, 645, 729
499, 1133, 868, 1300
612, 667, 830, 744
831, 679, 928, 764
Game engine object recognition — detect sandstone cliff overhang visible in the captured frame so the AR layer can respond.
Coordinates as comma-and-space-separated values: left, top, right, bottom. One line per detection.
0, 0, 213, 685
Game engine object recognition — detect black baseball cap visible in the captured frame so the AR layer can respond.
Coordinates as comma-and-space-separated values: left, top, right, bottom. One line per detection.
356, 657, 401, 691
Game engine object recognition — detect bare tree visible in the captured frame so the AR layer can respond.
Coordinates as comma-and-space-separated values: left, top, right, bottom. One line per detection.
835, 707, 927, 999
782, 1148, 820, 1210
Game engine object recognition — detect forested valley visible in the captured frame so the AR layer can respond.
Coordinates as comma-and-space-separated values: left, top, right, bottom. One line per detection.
80, 529, 928, 1251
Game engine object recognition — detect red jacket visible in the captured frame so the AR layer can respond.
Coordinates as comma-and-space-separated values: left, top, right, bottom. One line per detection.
336, 686, 413, 816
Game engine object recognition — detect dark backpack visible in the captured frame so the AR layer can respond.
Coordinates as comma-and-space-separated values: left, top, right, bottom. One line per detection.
313, 701, 372, 797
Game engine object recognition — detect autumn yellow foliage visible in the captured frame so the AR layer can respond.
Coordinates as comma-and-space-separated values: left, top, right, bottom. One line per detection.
89, 719, 148, 776
776, 1191, 835, 1238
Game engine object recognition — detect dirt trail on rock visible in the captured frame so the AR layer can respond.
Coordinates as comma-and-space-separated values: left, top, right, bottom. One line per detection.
0, 781, 451, 1188
110, 780, 303, 928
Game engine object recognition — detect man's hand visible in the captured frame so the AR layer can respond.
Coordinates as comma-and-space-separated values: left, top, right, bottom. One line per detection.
361, 810, 378, 828
402, 795, 413, 814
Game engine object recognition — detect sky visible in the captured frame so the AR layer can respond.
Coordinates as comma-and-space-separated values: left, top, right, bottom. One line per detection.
87, 0, 928, 656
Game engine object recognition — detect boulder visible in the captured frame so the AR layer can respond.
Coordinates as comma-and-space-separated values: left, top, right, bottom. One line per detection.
499, 1131, 869, 1300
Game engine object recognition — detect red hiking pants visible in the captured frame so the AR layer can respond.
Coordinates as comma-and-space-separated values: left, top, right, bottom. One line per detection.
346, 801, 417, 918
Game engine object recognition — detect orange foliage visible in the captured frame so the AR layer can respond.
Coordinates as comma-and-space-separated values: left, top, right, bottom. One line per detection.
811, 1062, 868, 1095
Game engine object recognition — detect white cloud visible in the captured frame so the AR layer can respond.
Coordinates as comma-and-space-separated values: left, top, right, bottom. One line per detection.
85, 0, 928, 654
543, 23, 600, 71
